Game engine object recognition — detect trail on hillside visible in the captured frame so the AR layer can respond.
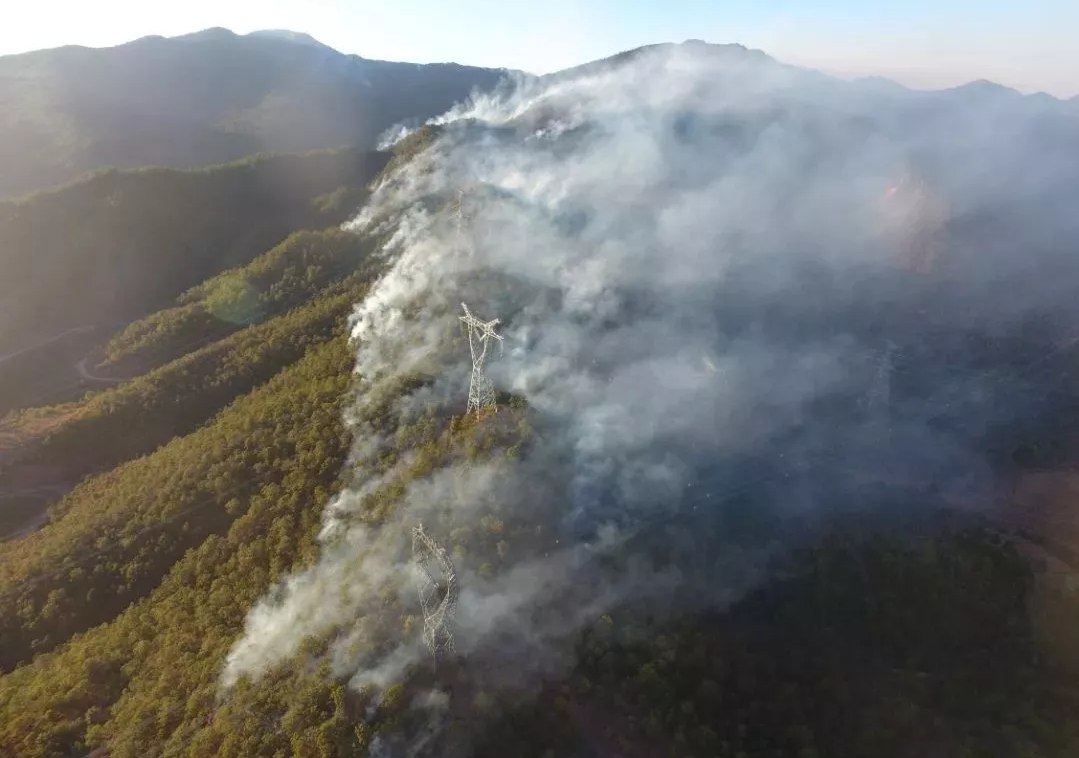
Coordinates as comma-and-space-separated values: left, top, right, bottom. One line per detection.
74, 356, 125, 384
0, 326, 95, 366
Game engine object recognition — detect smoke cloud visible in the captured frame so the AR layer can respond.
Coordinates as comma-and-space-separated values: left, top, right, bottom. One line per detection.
220, 41, 1079, 749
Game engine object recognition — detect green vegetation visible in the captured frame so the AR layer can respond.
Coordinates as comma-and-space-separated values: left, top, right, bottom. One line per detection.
385, 125, 445, 175
6, 441, 1077, 758
2, 270, 1077, 757
101, 228, 385, 371
0, 335, 356, 756
0, 147, 387, 356
0, 329, 359, 673
25, 275, 374, 487
472, 530, 1079, 758
0, 403, 80, 463
1, 84, 1077, 758
0, 327, 537, 756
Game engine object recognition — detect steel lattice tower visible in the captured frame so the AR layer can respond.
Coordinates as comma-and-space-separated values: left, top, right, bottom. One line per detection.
459, 302, 503, 413
412, 523, 459, 667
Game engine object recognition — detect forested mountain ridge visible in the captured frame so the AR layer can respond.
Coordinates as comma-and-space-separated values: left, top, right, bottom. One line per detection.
0, 222, 396, 545
0, 335, 361, 756
87, 126, 440, 379
0, 27, 508, 198
98, 227, 386, 373
0, 147, 391, 419
0, 289, 366, 671
10, 274, 376, 502
2, 37, 1079, 758
0, 147, 387, 352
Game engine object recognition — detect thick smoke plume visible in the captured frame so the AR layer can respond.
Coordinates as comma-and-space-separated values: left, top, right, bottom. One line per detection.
221, 40, 1079, 746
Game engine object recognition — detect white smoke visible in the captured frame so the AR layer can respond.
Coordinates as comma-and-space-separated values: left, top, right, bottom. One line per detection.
220, 40, 1079, 746
377, 124, 414, 151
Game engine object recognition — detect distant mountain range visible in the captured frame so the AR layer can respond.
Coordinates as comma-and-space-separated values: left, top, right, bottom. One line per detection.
0, 28, 508, 198
1, 29, 1075, 200
2, 26, 1078, 365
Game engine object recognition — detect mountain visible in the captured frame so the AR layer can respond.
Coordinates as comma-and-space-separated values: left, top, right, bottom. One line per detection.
2, 38, 1079, 758
0, 146, 388, 414
541, 40, 802, 87
0, 28, 507, 198
244, 29, 330, 48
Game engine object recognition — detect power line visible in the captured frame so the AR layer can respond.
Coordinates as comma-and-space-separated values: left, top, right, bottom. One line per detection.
3, 295, 1078, 631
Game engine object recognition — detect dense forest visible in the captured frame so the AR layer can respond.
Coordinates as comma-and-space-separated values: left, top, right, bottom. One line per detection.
0, 334, 359, 755
22, 276, 372, 484
3, 316, 1078, 757
1, 36, 1079, 758
99, 227, 387, 372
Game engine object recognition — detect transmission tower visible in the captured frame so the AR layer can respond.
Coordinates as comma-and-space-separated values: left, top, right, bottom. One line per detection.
459, 302, 503, 413
412, 522, 459, 667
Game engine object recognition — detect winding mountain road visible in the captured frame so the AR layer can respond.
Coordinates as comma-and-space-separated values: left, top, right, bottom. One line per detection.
0, 326, 95, 367
75, 356, 124, 383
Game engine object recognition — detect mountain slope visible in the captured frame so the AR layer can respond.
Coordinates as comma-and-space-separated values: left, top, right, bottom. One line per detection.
0, 28, 507, 198
0, 335, 359, 757
0, 294, 365, 671
97, 227, 386, 374
2, 38, 1079, 758
0, 147, 389, 415
16, 274, 374, 498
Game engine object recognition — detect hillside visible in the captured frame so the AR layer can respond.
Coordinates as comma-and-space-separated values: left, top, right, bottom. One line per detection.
1, 273, 375, 518
98, 227, 385, 373
0, 27, 507, 198
0, 147, 390, 415
1, 38, 1079, 758
0, 294, 366, 670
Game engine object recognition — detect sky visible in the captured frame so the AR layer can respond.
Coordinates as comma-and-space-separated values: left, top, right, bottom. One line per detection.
2, 0, 1077, 97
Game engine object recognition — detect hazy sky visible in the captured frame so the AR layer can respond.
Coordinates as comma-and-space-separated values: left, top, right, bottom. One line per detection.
3, 0, 1077, 97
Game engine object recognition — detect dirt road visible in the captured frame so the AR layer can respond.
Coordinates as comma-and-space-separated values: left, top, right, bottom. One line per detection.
75, 356, 124, 383
0, 326, 95, 366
